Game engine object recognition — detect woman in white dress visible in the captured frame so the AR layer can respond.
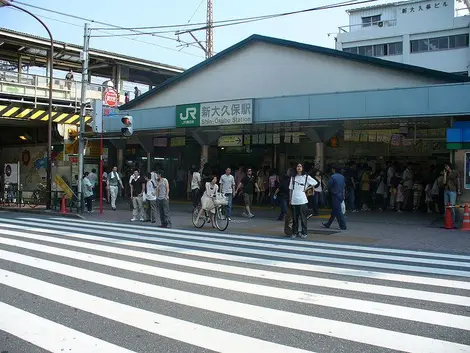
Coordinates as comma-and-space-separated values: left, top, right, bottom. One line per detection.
198, 176, 219, 226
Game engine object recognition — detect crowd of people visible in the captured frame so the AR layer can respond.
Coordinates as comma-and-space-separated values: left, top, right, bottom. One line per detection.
81, 166, 172, 228
341, 161, 461, 222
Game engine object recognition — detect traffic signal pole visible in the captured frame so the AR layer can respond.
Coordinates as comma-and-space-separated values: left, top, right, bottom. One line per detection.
78, 22, 91, 212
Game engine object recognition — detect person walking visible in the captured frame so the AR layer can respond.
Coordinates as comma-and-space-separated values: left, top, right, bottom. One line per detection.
156, 170, 172, 228
190, 166, 201, 208
443, 162, 461, 224
130, 169, 146, 222
322, 166, 347, 230
82, 172, 93, 214
235, 167, 256, 218
145, 173, 158, 224
289, 163, 319, 239
220, 167, 235, 221
107, 166, 124, 211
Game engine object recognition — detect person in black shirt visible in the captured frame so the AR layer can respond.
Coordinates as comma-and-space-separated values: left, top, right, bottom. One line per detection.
275, 169, 292, 220
235, 167, 256, 218
130, 169, 146, 222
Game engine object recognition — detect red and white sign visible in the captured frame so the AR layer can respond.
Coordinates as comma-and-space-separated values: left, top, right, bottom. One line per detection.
103, 88, 118, 107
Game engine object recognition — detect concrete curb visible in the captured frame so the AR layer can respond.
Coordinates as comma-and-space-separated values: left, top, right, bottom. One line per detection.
0, 207, 84, 219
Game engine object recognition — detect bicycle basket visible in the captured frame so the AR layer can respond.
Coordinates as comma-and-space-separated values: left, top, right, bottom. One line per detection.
214, 193, 229, 206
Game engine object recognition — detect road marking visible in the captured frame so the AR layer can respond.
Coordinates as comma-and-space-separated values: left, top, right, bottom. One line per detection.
27, 218, 470, 268
49, 217, 470, 261
1, 268, 468, 353
2, 245, 469, 330
0, 269, 313, 353
0, 231, 467, 307
0, 302, 137, 353
3, 219, 470, 278
1, 222, 470, 290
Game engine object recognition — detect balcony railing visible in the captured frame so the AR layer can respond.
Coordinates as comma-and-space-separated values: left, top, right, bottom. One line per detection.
338, 19, 397, 33
0, 69, 126, 110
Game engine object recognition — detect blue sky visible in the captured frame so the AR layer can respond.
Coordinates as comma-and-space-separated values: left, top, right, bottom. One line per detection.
1, 0, 388, 69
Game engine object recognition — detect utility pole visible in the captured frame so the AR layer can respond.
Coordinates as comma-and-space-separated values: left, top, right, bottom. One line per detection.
77, 22, 91, 212
177, 0, 214, 59
206, 0, 213, 59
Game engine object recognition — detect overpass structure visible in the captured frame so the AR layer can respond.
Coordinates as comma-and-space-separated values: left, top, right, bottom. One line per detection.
0, 27, 184, 146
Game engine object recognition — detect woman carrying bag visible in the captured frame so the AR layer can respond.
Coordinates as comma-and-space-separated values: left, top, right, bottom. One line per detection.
289, 163, 319, 239
197, 175, 219, 227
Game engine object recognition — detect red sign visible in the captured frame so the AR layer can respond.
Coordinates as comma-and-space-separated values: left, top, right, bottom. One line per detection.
103, 88, 118, 107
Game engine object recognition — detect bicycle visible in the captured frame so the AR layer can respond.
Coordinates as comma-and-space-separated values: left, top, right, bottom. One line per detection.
192, 193, 229, 231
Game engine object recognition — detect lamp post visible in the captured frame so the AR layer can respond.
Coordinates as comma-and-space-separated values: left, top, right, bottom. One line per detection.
0, 0, 54, 209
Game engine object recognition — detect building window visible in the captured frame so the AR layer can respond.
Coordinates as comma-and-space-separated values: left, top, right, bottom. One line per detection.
388, 42, 403, 55
450, 34, 469, 48
362, 15, 381, 27
343, 41, 402, 57
358, 45, 374, 56
411, 34, 469, 53
343, 47, 358, 54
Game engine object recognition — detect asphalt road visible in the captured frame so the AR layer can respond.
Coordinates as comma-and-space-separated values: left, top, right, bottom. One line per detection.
0, 211, 469, 353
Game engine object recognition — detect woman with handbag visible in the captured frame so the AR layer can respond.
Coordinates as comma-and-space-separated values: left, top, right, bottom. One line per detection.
289, 163, 319, 239
197, 175, 219, 227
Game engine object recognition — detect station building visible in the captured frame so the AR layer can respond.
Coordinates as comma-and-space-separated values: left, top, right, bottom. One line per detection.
106, 34, 470, 198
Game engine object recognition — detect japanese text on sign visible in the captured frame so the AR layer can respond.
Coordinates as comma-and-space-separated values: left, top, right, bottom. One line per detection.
401, 1, 447, 13
200, 99, 253, 126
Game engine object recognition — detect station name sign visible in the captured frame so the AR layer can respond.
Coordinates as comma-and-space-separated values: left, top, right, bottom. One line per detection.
176, 99, 253, 128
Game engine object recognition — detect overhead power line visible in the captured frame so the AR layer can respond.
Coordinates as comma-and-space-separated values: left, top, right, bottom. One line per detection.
86, 0, 376, 34
10, 0, 205, 57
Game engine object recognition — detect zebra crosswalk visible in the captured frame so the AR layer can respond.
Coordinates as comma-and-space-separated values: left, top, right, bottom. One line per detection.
0, 215, 469, 353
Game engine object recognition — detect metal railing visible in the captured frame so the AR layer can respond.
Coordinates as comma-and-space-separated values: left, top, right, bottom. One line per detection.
338, 19, 397, 33
0, 69, 126, 109
0, 187, 81, 213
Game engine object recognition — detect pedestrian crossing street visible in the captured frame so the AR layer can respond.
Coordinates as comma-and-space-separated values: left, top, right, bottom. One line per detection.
0, 215, 469, 353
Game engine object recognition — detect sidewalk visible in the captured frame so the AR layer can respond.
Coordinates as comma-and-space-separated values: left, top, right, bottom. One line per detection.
77, 198, 470, 254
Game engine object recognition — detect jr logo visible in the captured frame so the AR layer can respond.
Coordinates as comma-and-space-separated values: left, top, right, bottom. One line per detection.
180, 107, 197, 121
176, 103, 200, 127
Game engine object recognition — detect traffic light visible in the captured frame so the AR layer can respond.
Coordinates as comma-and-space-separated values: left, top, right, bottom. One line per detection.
121, 115, 133, 136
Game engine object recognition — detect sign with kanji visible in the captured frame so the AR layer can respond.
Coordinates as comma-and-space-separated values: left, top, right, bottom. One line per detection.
400, 1, 448, 14
176, 99, 253, 128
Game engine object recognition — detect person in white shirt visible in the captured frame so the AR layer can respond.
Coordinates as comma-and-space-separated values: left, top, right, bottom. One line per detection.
82, 172, 93, 213
220, 167, 235, 221
107, 166, 124, 210
190, 167, 201, 208
87, 168, 97, 198
197, 175, 219, 227
289, 163, 319, 239
145, 173, 157, 223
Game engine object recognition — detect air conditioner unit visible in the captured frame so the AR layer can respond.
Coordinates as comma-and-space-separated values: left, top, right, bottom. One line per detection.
378, 21, 384, 27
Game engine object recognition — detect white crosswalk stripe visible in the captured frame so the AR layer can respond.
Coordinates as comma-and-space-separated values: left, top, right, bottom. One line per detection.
0, 215, 469, 353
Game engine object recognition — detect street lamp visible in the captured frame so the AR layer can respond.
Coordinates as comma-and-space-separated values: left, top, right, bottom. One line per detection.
0, 0, 54, 209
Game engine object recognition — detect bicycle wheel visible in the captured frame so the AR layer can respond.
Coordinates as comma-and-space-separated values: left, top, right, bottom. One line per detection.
27, 191, 40, 208
215, 205, 229, 231
192, 206, 206, 228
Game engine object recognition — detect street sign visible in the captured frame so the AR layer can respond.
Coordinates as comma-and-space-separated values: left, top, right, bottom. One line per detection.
103, 88, 118, 107
55, 174, 74, 199
218, 135, 243, 147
